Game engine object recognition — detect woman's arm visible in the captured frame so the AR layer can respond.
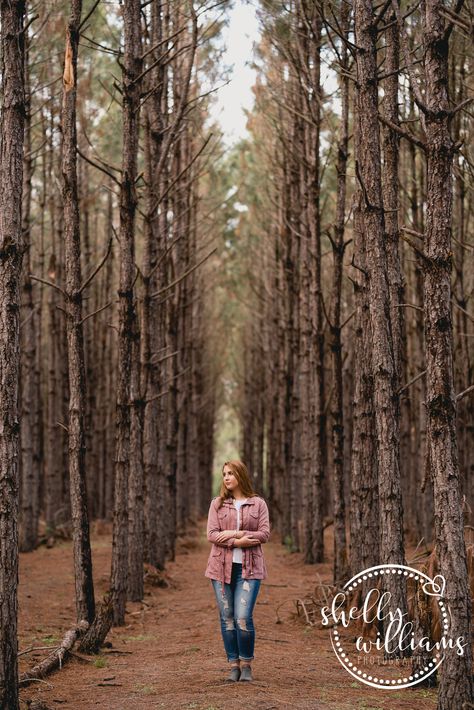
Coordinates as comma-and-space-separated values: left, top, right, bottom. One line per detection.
234, 535, 260, 548
206, 499, 236, 548
240, 499, 271, 543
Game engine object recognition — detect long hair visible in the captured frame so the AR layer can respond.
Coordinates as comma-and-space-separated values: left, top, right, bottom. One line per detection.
216, 460, 258, 508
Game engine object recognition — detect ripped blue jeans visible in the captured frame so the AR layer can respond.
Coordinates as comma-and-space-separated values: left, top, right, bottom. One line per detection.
211, 562, 261, 662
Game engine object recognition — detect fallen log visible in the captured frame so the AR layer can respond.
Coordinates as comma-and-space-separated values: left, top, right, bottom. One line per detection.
20, 620, 89, 687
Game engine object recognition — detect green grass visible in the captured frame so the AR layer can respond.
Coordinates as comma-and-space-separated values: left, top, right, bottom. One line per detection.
283, 535, 298, 552
41, 635, 59, 645
415, 689, 437, 698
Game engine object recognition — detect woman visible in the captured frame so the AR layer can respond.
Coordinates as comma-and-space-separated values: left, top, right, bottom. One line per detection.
204, 460, 271, 682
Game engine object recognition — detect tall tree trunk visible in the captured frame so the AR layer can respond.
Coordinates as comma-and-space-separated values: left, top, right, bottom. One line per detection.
421, 0, 474, 704
61, 0, 95, 624
308, 9, 325, 563
0, 0, 26, 706
127, 318, 144, 601
330, 0, 350, 584
20, 9, 40, 552
285, 101, 301, 551
110, 0, 142, 625
354, 0, 407, 637
44, 108, 64, 533
142, 0, 167, 571
349, 188, 379, 576
98, 187, 116, 521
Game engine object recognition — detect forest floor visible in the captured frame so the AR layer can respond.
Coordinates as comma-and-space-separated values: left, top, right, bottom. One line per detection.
19, 521, 438, 710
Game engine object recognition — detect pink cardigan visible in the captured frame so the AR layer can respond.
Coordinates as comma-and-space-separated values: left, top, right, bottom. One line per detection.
204, 495, 270, 599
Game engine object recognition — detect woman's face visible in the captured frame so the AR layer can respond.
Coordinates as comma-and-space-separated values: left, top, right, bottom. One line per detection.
223, 466, 240, 493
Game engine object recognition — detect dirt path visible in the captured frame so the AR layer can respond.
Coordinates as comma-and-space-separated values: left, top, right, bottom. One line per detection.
19, 522, 437, 710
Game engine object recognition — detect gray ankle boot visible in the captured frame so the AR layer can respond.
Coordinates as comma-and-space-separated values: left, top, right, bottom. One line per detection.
239, 664, 253, 682
227, 665, 241, 682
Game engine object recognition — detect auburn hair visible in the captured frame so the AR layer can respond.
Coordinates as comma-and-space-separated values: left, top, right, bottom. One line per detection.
216, 460, 258, 508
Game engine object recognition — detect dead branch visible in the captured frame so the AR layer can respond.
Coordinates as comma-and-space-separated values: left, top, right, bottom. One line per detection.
19, 620, 89, 687
398, 369, 427, 395
150, 248, 217, 300
80, 236, 113, 294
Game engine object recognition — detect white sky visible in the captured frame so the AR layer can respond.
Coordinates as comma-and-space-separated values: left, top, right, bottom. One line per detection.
209, 1, 339, 144
210, 1, 260, 144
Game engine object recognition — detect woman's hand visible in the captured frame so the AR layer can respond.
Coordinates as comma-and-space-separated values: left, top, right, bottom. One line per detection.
235, 535, 257, 548
215, 529, 239, 543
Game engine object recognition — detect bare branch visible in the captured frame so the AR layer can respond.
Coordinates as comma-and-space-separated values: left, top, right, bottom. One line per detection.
79, 0, 101, 31
79, 237, 113, 294
150, 248, 217, 300
456, 384, 474, 402
29, 274, 66, 297
79, 301, 113, 326
398, 369, 426, 395
378, 113, 426, 151
77, 147, 121, 186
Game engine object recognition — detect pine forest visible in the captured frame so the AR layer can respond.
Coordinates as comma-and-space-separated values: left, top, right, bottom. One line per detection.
0, 0, 473, 707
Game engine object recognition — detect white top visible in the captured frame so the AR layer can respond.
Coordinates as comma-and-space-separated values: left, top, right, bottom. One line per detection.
232, 498, 247, 564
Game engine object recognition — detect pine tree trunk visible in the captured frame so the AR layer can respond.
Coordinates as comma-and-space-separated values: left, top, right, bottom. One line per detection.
308, 9, 325, 562
61, 0, 95, 624
330, 0, 350, 584
44, 108, 64, 533
102, 189, 115, 520
421, 0, 474, 704
0, 0, 26, 706
142, 0, 169, 569
354, 0, 407, 635
349, 189, 379, 576
127, 320, 144, 601
111, 0, 142, 625
20, 12, 40, 552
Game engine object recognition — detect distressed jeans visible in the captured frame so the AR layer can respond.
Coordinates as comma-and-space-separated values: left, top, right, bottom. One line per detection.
211, 562, 261, 662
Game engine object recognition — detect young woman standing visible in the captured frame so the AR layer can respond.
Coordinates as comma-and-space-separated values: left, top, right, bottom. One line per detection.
204, 460, 271, 682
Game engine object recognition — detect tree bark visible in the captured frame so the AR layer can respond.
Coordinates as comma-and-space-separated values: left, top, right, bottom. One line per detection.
349, 188, 379, 577
354, 0, 407, 637
330, 0, 350, 585
142, 0, 167, 571
420, 0, 474, 704
20, 8, 40, 553
0, 1, 26, 706
61, 0, 95, 624
110, 0, 142, 625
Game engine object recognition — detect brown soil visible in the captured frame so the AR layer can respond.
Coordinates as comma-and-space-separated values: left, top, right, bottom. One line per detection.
19, 522, 437, 710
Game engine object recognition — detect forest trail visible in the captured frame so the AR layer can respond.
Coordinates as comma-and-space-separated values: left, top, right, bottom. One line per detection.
19, 524, 437, 710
